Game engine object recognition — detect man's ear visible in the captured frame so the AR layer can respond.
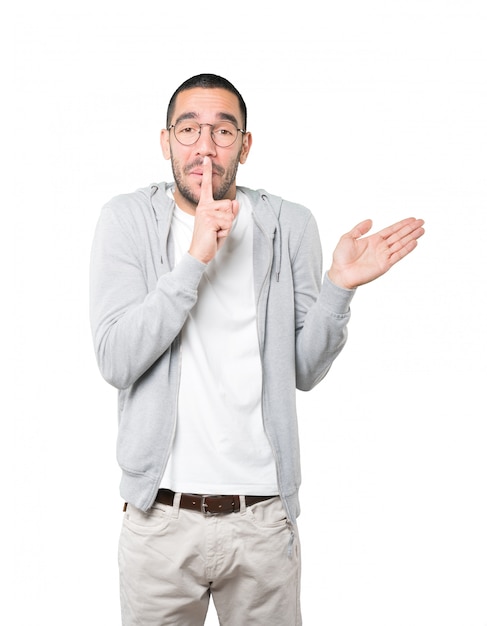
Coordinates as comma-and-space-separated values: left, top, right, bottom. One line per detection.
239, 131, 252, 164
160, 129, 171, 160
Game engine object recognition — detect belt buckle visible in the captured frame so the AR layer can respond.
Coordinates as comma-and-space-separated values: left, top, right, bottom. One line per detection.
201, 495, 216, 515
201, 496, 209, 514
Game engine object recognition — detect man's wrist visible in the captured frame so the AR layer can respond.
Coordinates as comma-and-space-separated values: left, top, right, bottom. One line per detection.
327, 267, 355, 290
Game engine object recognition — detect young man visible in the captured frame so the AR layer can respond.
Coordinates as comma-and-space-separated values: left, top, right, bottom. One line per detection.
90, 74, 424, 625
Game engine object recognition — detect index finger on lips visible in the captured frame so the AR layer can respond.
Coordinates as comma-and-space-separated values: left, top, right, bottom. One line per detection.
199, 156, 214, 203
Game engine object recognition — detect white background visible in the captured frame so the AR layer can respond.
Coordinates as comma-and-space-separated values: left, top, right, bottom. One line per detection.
6, 1, 487, 624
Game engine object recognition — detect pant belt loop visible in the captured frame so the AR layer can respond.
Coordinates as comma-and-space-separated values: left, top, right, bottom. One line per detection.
171, 492, 182, 518
239, 494, 246, 515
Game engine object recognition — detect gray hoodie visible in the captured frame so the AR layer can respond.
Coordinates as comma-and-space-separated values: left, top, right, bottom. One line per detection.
90, 182, 355, 523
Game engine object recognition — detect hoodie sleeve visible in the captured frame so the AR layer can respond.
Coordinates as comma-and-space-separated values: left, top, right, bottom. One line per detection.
292, 213, 355, 391
89, 201, 206, 390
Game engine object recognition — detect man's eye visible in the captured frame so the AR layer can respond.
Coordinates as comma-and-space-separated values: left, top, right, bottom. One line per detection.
215, 126, 234, 136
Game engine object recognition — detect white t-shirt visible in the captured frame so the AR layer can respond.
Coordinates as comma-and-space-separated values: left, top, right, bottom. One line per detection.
160, 189, 278, 495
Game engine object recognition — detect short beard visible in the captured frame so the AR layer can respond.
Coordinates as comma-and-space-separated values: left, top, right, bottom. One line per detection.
171, 152, 241, 207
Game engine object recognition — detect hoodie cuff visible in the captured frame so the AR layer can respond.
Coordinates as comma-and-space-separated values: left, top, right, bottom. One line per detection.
322, 271, 356, 314
166, 252, 207, 292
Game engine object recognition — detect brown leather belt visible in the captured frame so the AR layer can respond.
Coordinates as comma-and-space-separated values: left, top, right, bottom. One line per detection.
155, 488, 275, 515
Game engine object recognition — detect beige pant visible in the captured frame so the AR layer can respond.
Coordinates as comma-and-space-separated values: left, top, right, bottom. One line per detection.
119, 495, 301, 625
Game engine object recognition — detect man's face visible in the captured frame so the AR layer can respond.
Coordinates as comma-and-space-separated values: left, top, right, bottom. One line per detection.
160, 87, 252, 213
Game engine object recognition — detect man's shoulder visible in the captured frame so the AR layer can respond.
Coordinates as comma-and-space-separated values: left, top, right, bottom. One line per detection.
101, 182, 173, 221
103, 182, 166, 208
238, 186, 311, 214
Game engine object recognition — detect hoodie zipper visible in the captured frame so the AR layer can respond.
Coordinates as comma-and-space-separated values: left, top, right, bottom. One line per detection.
251, 209, 287, 518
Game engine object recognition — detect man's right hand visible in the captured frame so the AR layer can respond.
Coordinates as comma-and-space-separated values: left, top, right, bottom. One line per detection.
188, 156, 239, 264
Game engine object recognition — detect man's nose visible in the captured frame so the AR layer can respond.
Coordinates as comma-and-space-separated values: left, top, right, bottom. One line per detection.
194, 125, 217, 156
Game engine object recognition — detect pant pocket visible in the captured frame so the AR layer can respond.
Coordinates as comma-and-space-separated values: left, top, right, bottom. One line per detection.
246, 496, 289, 529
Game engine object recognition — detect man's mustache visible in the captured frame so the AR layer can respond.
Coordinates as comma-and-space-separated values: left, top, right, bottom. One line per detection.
184, 159, 225, 177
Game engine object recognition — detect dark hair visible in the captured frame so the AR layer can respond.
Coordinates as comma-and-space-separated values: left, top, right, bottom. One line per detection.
166, 74, 247, 130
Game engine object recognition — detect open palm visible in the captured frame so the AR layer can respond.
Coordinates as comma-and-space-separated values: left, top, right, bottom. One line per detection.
328, 217, 425, 290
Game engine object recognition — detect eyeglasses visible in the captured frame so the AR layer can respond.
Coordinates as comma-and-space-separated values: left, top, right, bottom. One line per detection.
168, 120, 246, 148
